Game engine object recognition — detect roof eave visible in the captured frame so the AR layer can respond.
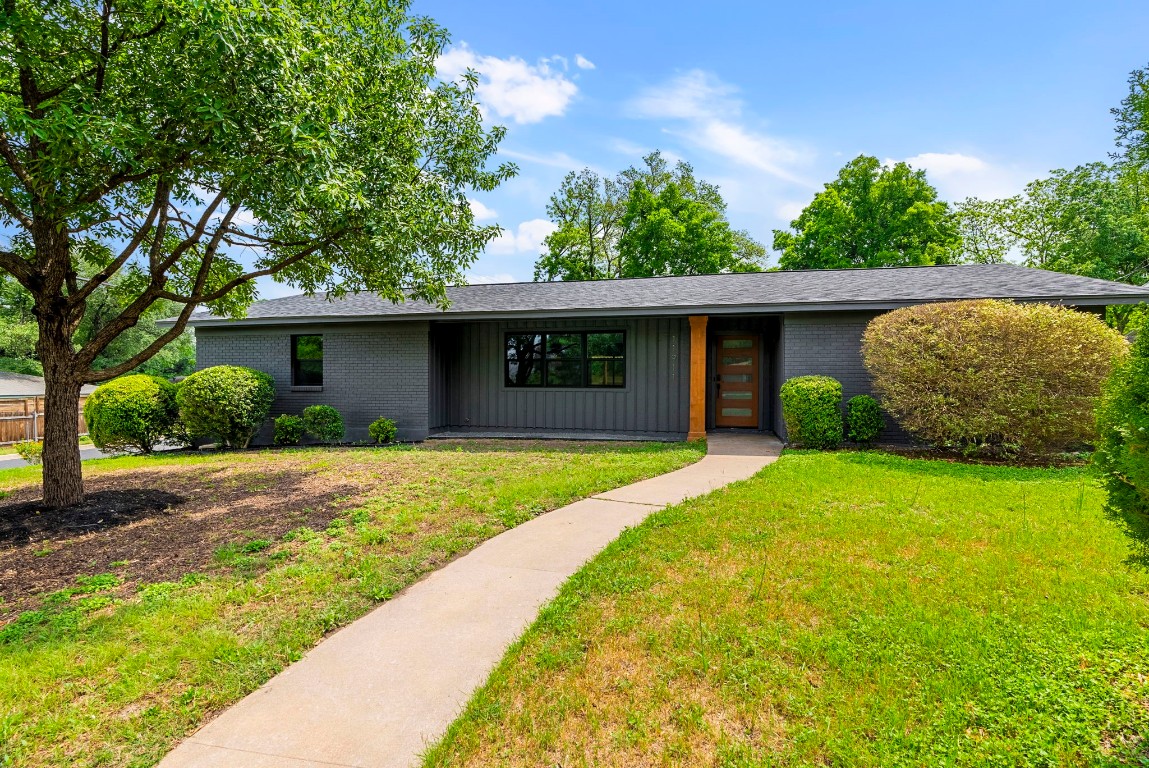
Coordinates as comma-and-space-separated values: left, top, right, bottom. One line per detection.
178, 293, 1149, 328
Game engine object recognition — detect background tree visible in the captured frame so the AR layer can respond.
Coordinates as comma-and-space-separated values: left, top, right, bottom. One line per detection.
773, 155, 961, 270
0, 0, 512, 506
955, 163, 1149, 283
0, 271, 195, 378
534, 151, 764, 280
617, 181, 762, 277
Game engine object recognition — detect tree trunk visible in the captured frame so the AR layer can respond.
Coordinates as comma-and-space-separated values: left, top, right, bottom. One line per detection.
40, 343, 84, 508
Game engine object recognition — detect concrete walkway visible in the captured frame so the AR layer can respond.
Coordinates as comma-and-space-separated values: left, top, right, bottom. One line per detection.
160, 432, 782, 768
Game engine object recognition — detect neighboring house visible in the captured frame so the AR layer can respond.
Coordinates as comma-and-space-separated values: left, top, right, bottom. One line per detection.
182, 264, 1149, 443
0, 371, 97, 444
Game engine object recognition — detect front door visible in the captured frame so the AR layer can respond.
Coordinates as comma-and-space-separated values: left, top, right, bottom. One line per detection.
714, 335, 759, 428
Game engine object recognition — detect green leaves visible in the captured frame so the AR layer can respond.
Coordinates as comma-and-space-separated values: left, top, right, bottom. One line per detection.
773, 155, 961, 270
533, 150, 765, 281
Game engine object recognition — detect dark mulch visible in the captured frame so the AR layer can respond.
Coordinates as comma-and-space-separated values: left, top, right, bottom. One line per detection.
0, 461, 363, 620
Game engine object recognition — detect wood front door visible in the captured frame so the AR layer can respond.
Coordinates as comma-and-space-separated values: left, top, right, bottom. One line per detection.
714, 335, 760, 428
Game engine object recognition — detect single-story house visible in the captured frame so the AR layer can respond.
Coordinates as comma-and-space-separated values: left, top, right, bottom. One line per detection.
183, 264, 1149, 444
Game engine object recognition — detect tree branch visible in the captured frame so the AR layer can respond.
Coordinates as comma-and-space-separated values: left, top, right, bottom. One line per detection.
69, 179, 171, 305
83, 304, 195, 382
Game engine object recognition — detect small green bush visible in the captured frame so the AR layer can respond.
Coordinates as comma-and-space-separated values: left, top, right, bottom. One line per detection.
176, 366, 275, 448
863, 300, 1128, 453
84, 374, 179, 454
1095, 331, 1149, 517
14, 440, 42, 464
273, 414, 305, 446
780, 376, 843, 449
368, 417, 398, 444
302, 405, 344, 444
846, 394, 884, 445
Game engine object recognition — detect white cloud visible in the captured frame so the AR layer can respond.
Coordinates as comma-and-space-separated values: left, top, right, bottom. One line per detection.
487, 218, 557, 255
629, 70, 813, 187
437, 44, 578, 125
468, 198, 498, 221
467, 272, 520, 285
774, 201, 807, 222
499, 147, 587, 170
575, 54, 596, 70
895, 152, 1030, 202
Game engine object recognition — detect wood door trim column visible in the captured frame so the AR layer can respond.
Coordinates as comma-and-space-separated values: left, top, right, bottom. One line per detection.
688, 315, 708, 441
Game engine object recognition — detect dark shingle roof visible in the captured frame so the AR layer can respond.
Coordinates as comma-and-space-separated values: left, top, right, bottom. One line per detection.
185, 264, 1149, 327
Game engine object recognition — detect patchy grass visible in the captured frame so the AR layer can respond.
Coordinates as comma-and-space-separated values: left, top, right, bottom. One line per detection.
0, 439, 703, 768
425, 450, 1149, 767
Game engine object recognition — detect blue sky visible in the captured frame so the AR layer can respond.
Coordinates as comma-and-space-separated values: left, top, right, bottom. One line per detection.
414, 0, 1149, 285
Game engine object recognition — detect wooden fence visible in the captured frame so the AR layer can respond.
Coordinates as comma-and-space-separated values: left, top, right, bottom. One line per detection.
0, 396, 89, 445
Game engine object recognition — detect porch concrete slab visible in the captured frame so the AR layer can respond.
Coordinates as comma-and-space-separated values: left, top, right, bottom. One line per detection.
160, 431, 782, 768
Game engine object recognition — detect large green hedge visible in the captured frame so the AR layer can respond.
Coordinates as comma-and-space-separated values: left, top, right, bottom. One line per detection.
780, 375, 843, 449
176, 366, 275, 448
84, 374, 180, 454
1095, 331, 1149, 517
863, 300, 1128, 453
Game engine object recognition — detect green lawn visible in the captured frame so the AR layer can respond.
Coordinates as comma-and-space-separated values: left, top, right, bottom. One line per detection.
0, 440, 703, 768
426, 451, 1149, 767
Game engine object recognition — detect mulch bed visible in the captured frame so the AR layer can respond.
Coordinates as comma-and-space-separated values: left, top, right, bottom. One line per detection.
0, 461, 363, 621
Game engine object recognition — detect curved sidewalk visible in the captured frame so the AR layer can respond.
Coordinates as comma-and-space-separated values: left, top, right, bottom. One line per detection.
160, 432, 782, 768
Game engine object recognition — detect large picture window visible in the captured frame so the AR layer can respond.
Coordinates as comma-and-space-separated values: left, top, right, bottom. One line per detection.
292, 334, 323, 386
505, 331, 625, 388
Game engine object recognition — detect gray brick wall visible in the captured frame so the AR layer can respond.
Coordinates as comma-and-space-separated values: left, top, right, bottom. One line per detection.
195, 321, 430, 443
780, 310, 907, 443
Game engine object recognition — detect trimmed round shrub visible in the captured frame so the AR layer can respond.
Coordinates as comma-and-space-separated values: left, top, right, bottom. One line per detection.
273, 414, 305, 446
862, 299, 1128, 454
302, 405, 344, 444
1095, 330, 1149, 517
368, 417, 398, 444
176, 366, 275, 448
780, 375, 843, 449
846, 394, 884, 445
84, 374, 179, 454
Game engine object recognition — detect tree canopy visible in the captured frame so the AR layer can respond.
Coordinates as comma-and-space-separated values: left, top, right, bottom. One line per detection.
772, 155, 961, 270
0, 0, 512, 505
533, 151, 764, 280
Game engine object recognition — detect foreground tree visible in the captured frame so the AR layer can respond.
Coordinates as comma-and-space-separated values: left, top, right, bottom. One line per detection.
0, 0, 512, 506
534, 151, 764, 280
773, 155, 961, 270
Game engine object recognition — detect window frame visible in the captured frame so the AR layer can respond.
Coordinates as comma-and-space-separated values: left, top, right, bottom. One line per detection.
291, 334, 324, 388
503, 330, 626, 389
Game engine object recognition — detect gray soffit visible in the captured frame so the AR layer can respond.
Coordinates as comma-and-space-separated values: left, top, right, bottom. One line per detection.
176, 264, 1149, 328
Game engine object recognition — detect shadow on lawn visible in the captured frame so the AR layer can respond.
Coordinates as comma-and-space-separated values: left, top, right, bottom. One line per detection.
831, 449, 1091, 483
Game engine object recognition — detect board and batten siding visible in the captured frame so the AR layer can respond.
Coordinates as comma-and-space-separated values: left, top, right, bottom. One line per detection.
432, 317, 690, 437
195, 321, 431, 442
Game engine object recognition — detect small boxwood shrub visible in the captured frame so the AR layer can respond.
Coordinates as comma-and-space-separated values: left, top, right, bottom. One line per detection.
14, 440, 42, 464
780, 375, 843, 449
368, 417, 398, 444
84, 374, 179, 454
863, 299, 1128, 454
176, 366, 275, 448
273, 414, 305, 446
302, 405, 344, 444
1095, 330, 1149, 518
846, 394, 884, 445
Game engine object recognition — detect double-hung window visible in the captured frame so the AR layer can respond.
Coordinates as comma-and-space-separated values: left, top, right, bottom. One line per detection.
504, 331, 625, 388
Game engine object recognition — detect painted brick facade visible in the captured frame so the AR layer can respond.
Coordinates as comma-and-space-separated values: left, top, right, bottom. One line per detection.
195, 321, 430, 443
780, 310, 907, 443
